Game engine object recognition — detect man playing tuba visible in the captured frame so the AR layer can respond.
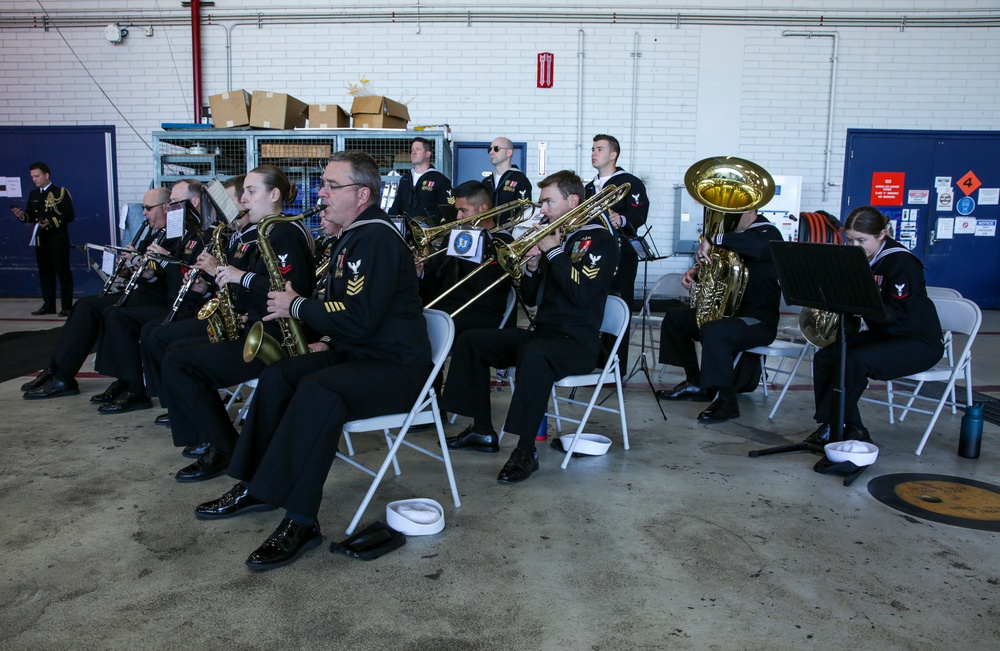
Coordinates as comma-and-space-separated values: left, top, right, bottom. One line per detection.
656, 208, 783, 422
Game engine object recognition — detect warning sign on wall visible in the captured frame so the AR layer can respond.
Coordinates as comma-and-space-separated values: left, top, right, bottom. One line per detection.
871, 172, 905, 206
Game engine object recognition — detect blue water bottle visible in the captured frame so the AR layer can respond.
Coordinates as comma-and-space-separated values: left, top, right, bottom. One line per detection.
958, 402, 985, 459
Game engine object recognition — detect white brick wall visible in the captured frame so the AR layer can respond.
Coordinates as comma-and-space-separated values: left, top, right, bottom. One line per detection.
2, 1, 999, 294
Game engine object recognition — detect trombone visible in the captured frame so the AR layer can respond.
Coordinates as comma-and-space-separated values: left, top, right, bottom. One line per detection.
427, 183, 630, 317
409, 197, 537, 260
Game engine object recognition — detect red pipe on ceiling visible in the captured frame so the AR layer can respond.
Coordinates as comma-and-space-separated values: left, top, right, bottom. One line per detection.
191, 0, 203, 123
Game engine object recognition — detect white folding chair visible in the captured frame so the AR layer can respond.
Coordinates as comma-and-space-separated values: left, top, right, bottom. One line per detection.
742, 338, 817, 420
335, 309, 460, 534
498, 287, 517, 328
859, 296, 981, 455
500, 296, 631, 469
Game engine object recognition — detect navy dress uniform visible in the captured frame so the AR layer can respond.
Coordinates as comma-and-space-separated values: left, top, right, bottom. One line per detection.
388, 166, 453, 226
22, 183, 75, 314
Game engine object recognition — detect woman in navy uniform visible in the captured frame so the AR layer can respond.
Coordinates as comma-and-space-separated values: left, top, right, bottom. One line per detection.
807, 206, 944, 444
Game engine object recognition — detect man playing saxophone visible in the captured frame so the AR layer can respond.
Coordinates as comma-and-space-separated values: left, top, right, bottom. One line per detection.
159, 166, 314, 482
193, 151, 431, 571
656, 209, 782, 422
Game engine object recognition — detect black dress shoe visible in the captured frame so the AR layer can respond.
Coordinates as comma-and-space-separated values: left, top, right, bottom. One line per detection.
497, 448, 539, 484
697, 397, 740, 422
97, 392, 153, 414
175, 447, 230, 483
21, 368, 55, 392
57, 308, 72, 317
90, 380, 125, 404
656, 381, 713, 402
155, 413, 170, 427
182, 442, 211, 459
804, 423, 832, 446
245, 518, 322, 571
23, 377, 80, 400
31, 306, 55, 316
446, 425, 500, 453
844, 424, 873, 443
196, 481, 276, 520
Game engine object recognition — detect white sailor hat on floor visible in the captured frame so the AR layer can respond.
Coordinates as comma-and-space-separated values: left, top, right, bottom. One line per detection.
386, 498, 445, 536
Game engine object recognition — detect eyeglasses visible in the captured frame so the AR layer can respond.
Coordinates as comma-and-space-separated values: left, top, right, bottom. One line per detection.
488, 146, 508, 153
321, 182, 361, 192
142, 202, 168, 211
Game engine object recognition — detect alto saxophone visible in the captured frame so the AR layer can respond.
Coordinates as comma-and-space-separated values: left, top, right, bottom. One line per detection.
243, 204, 323, 364
197, 222, 242, 342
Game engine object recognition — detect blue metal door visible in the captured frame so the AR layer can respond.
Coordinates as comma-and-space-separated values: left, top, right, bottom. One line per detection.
452, 142, 528, 186
842, 129, 1000, 308
0, 125, 118, 297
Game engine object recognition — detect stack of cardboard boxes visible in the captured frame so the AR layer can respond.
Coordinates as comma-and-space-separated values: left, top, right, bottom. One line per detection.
207, 90, 410, 130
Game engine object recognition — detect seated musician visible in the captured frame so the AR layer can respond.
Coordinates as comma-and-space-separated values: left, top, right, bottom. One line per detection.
806, 206, 943, 445
93, 180, 211, 413
193, 150, 432, 571
655, 209, 783, 422
21, 187, 184, 400
158, 165, 314, 482
442, 170, 619, 483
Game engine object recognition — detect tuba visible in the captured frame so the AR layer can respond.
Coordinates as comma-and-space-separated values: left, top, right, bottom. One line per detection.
685, 157, 775, 327
242, 203, 323, 364
196, 222, 242, 341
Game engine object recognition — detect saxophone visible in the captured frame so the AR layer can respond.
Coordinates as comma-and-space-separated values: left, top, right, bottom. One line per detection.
197, 222, 242, 342
243, 206, 322, 364
685, 157, 775, 328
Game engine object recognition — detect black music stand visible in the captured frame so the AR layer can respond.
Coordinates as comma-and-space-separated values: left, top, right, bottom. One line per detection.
749, 242, 885, 459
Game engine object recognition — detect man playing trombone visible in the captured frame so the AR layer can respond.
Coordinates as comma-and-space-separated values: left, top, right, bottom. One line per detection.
442, 170, 619, 483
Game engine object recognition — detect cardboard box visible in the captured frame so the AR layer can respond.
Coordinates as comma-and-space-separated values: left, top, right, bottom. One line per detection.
350, 95, 409, 129
250, 91, 308, 129
309, 104, 351, 128
208, 90, 251, 128
260, 143, 332, 159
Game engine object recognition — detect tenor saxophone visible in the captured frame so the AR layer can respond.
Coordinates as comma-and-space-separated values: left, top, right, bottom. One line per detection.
243, 205, 322, 363
197, 222, 242, 342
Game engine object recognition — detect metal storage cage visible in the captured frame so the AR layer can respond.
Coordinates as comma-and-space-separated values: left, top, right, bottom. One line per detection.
153, 129, 452, 232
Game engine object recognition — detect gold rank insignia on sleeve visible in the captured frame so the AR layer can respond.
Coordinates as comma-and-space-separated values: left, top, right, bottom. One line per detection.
346, 259, 364, 295
582, 253, 603, 280
570, 268, 580, 284
324, 301, 346, 313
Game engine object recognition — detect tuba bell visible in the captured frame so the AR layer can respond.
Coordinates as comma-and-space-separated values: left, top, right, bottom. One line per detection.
685, 156, 775, 327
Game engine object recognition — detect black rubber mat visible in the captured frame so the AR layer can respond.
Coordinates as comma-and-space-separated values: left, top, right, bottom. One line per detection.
0, 328, 63, 384
868, 473, 1000, 532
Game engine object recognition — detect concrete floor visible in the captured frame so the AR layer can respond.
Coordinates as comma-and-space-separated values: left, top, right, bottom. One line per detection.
1, 296, 998, 650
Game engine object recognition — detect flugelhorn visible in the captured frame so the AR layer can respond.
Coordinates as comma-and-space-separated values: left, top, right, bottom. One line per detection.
427, 183, 630, 317
409, 197, 536, 259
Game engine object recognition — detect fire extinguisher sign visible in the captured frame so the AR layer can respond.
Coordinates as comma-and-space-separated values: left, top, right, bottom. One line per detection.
537, 52, 554, 88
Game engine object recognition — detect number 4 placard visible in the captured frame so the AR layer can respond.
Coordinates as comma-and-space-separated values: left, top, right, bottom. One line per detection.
957, 170, 981, 196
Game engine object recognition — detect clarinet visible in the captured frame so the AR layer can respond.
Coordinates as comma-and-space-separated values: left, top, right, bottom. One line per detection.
99, 221, 150, 297
115, 229, 167, 307
161, 221, 228, 325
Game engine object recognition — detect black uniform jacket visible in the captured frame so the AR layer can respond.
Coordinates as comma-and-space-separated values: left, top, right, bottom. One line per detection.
23, 184, 74, 247
420, 229, 514, 322
865, 237, 942, 347
484, 167, 533, 207
238, 219, 316, 331
585, 168, 649, 235
389, 167, 453, 226
292, 204, 432, 369
713, 215, 784, 329
520, 220, 619, 353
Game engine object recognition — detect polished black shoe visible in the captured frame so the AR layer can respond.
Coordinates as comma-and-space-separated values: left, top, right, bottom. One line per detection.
446, 425, 500, 453
21, 368, 55, 392
182, 442, 211, 459
155, 413, 171, 427
245, 518, 322, 571
656, 381, 713, 402
90, 380, 125, 404
175, 447, 230, 483
697, 397, 740, 422
803, 423, 832, 446
97, 392, 153, 414
57, 308, 72, 317
196, 481, 276, 520
23, 377, 80, 400
844, 424, 874, 443
497, 448, 539, 484
31, 306, 55, 316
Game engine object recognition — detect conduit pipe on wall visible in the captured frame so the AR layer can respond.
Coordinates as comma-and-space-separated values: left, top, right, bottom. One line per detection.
630, 32, 640, 171
577, 29, 585, 174
782, 30, 839, 202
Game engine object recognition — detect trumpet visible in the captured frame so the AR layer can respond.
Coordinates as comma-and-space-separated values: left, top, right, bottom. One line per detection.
409, 197, 537, 259
427, 183, 630, 317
